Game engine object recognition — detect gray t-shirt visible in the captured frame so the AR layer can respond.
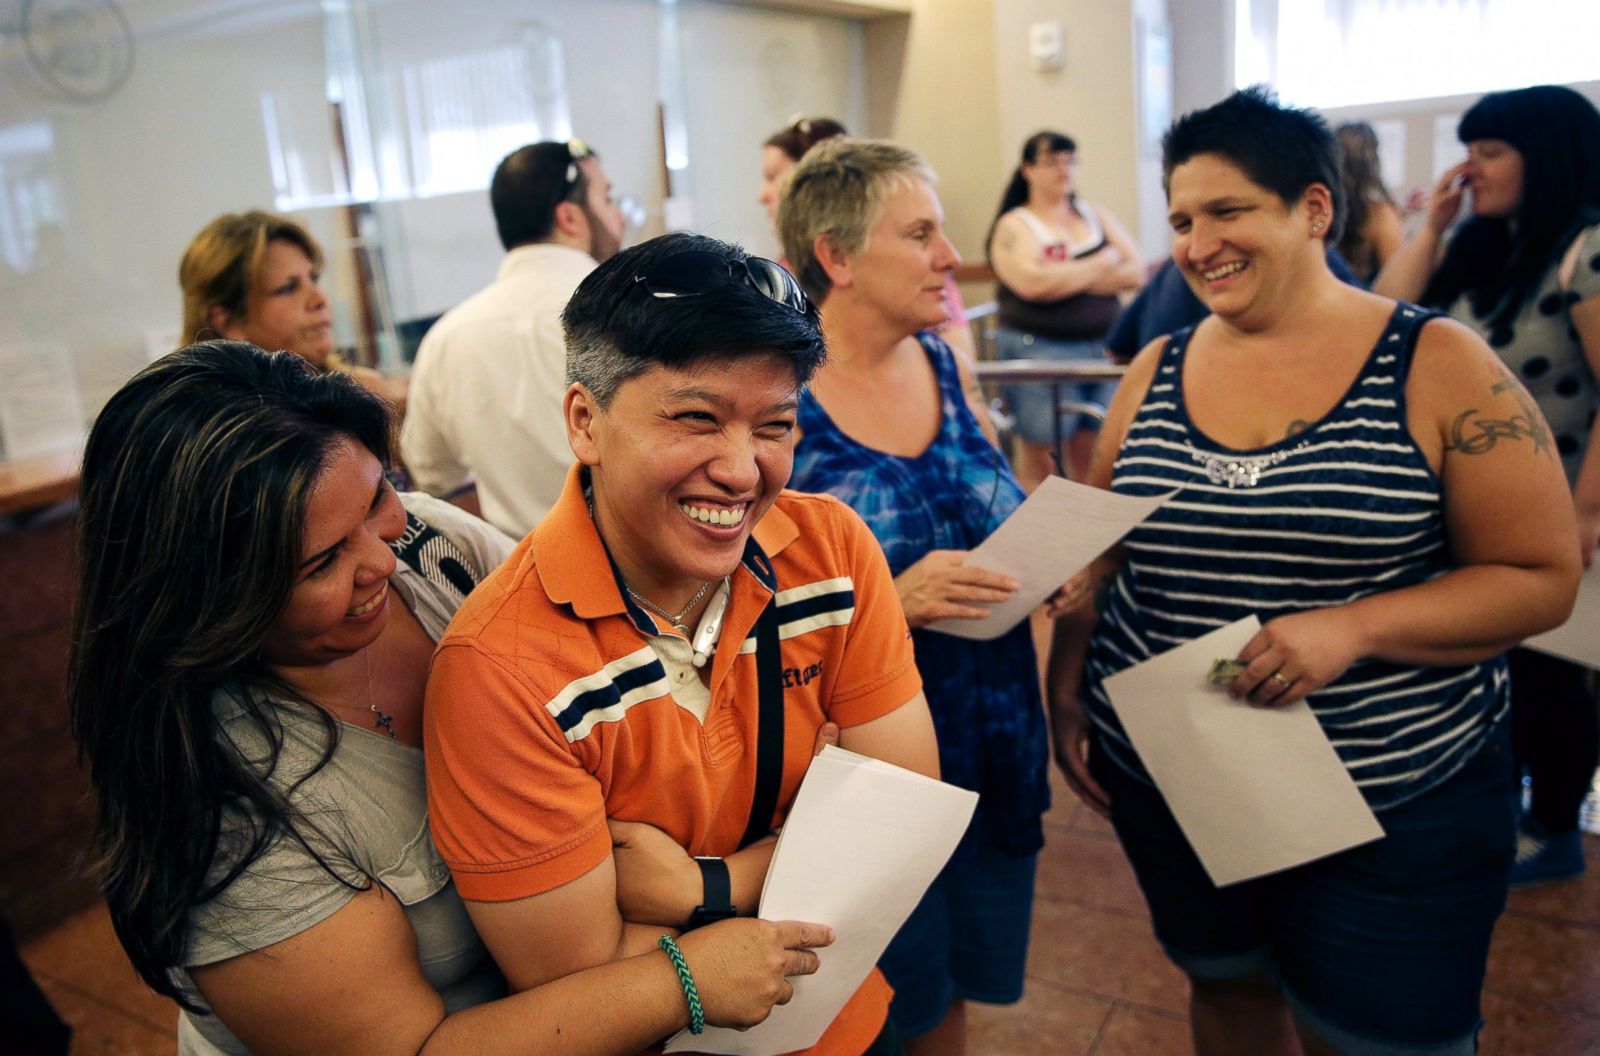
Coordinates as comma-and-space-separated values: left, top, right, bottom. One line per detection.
176, 494, 515, 1055
1448, 224, 1600, 486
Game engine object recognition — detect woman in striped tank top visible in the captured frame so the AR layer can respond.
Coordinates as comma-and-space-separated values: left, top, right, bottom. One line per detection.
1046, 88, 1580, 1056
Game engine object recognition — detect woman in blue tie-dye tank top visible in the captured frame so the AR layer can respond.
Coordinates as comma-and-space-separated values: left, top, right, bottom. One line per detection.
779, 138, 1087, 1056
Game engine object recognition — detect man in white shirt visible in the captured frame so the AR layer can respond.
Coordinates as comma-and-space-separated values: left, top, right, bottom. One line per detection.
403, 140, 626, 536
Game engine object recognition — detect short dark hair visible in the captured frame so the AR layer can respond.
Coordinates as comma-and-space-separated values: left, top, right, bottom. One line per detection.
563, 232, 825, 406
490, 141, 594, 251
1162, 85, 1346, 245
1421, 85, 1600, 333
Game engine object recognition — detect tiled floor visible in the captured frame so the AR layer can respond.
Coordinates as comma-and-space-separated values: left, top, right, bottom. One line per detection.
18, 773, 1600, 1055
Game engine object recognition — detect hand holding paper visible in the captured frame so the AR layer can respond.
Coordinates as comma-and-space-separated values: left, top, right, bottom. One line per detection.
928, 476, 1174, 641
665, 748, 977, 1055
1104, 617, 1383, 886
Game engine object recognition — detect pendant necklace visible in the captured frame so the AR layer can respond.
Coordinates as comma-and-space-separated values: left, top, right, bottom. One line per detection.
625, 579, 714, 637
587, 487, 716, 638
363, 642, 397, 738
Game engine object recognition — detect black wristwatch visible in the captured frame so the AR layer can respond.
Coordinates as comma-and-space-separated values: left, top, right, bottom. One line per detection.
685, 856, 737, 930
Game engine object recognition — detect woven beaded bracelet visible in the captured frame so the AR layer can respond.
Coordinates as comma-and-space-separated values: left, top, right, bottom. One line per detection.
657, 934, 706, 1034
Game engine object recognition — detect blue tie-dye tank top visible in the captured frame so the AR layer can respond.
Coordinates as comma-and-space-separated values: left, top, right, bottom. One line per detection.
791, 332, 1048, 859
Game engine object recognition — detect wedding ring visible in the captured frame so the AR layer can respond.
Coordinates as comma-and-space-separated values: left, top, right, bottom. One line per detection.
1270, 672, 1292, 689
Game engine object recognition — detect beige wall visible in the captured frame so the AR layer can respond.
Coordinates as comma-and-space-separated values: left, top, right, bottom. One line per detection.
863, 2, 1002, 261
991, 0, 1141, 250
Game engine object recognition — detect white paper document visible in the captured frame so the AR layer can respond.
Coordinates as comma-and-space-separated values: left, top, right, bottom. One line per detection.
928, 476, 1173, 641
0, 342, 86, 460
1104, 617, 1384, 887
1524, 564, 1600, 670
665, 747, 977, 1055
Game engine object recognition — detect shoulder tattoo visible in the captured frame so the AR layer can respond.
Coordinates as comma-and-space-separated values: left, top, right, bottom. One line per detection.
1444, 369, 1554, 460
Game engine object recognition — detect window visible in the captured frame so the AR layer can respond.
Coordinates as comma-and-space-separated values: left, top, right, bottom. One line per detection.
1236, 0, 1600, 109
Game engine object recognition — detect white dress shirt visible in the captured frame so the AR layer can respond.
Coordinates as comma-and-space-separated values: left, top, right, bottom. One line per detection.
401, 243, 597, 537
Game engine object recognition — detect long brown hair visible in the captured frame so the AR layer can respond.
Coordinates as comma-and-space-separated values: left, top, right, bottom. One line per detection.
1334, 122, 1396, 281
178, 211, 324, 350
70, 340, 391, 1006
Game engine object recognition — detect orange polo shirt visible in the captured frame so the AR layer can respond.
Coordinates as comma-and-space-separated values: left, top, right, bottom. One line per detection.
425, 465, 922, 1055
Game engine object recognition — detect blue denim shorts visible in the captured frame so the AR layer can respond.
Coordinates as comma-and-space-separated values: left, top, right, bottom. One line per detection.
1092, 724, 1517, 1056
995, 328, 1118, 444
878, 843, 1038, 1037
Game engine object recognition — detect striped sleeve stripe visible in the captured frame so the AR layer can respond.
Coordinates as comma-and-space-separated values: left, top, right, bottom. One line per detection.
547, 647, 671, 743
736, 577, 856, 653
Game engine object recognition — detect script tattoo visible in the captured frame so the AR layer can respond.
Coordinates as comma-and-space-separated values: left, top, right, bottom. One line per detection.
1285, 419, 1313, 439
1445, 372, 1554, 460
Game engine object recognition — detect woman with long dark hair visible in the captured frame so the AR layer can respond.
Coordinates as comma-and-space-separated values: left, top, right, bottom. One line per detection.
985, 131, 1144, 488
1333, 121, 1403, 283
70, 341, 831, 1055
1375, 84, 1600, 886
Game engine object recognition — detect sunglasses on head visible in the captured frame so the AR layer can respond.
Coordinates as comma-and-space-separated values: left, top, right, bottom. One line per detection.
628, 250, 811, 316
561, 137, 594, 198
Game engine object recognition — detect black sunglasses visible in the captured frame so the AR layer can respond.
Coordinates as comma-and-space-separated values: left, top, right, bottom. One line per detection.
628, 250, 811, 316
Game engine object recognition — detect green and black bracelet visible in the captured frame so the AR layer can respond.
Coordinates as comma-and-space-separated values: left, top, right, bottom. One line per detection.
657, 934, 706, 1034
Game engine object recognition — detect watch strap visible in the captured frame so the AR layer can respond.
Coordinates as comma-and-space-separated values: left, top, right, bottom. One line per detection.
686, 857, 735, 930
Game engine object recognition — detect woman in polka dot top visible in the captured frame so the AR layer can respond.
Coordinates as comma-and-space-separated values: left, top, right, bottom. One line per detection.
1376, 84, 1600, 888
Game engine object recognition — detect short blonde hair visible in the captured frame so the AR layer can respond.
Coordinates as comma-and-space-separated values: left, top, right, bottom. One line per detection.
178, 211, 323, 349
777, 138, 935, 303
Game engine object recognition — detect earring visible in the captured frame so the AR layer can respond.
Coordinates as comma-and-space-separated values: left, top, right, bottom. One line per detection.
1311, 219, 1326, 233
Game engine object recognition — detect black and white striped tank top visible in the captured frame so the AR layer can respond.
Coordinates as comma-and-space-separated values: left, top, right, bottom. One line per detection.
1083, 302, 1508, 812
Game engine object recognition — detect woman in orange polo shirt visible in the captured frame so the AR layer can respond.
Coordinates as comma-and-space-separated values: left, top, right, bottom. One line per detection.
69, 340, 832, 1056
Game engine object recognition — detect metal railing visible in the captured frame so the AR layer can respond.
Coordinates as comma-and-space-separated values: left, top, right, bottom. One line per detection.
973, 359, 1127, 477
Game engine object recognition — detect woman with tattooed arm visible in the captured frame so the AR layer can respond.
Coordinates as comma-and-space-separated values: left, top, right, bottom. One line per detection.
1374, 85, 1600, 889
1048, 88, 1578, 1056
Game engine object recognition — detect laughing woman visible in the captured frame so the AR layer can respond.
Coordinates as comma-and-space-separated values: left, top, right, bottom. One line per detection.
1048, 88, 1578, 1056
69, 342, 831, 1055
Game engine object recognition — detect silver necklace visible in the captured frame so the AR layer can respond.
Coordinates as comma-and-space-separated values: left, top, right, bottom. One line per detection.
586, 487, 714, 637
1189, 441, 1307, 489
625, 579, 713, 637
362, 643, 397, 737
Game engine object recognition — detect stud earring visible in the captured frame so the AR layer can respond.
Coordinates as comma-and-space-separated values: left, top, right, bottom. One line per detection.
1311, 219, 1326, 233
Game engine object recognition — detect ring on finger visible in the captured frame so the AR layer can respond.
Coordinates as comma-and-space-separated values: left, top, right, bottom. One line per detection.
1270, 672, 1292, 690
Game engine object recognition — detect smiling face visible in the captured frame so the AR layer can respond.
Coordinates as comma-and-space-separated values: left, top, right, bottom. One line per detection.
1464, 138, 1525, 220
258, 438, 405, 669
568, 353, 800, 607
844, 177, 960, 333
220, 238, 335, 369
758, 146, 796, 228
1167, 152, 1328, 324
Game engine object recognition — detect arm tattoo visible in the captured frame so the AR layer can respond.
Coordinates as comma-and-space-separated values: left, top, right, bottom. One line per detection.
1285, 419, 1313, 439
1445, 372, 1555, 459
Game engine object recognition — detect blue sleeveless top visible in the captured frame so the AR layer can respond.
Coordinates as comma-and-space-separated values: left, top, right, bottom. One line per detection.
792, 333, 1048, 858
1084, 303, 1508, 813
